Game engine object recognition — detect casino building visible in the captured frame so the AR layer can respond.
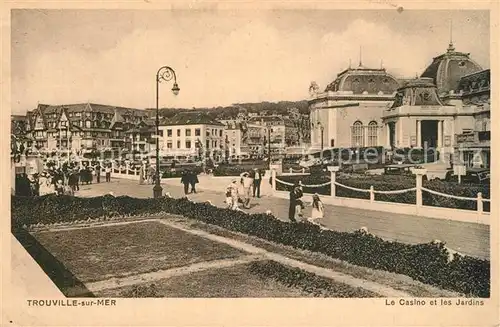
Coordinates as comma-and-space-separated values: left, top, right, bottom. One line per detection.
308, 40, 490, 168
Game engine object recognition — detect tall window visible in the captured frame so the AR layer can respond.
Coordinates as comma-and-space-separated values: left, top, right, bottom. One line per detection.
367, 121, 378, 146
185, 140, 191, 148
167, 129, 172, 137
195, 128, 201, 136
186, 129, 191, 137
351, 121, 364, 147
176, 140, 181, 148
177, 129, 181, 137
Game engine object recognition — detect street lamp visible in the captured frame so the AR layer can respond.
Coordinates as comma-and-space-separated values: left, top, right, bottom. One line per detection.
154, 66, 180, 199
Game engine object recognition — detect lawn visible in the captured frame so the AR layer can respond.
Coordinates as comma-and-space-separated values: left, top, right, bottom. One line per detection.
32, 221, 246, 283
95, 260, 377, 298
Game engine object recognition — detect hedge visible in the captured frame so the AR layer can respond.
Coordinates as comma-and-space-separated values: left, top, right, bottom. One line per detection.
11, 195, 489, 297
275, 174, 490, 212
161, 167, 203, 179
248, 260, 376, 297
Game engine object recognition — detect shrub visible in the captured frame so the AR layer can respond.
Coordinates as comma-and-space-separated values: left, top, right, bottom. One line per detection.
11, 195, 490, 297
161, 168, 203, 179
274, 174, 490, 211
249, 260, 376, 297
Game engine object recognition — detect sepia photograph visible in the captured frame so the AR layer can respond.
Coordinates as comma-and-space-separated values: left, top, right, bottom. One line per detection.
3, 2, 498, 326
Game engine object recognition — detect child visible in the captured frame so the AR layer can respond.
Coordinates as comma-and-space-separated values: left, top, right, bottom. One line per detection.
309, 193, 324, 226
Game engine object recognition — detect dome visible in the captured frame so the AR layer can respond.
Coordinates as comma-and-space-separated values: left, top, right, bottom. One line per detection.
420, 43, 483, 95
391, 77, 445, 108
325, 66, 399, 95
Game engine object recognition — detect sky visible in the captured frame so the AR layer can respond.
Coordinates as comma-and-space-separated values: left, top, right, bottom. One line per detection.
11, 9, 490, 114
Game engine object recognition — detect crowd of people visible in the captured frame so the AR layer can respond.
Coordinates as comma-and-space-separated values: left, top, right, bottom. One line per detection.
14, 161, 113, 197
224, 167, 265, 210
222, 169, 325, 227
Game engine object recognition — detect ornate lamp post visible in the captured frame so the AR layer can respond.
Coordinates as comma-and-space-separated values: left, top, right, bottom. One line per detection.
153, 66, 180, 198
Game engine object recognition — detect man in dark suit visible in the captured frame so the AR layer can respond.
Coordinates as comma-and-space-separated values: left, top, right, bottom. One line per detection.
250, 167, 263, 198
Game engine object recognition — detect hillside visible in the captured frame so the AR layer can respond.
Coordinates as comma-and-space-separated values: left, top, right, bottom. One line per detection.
146, 100, 309, 119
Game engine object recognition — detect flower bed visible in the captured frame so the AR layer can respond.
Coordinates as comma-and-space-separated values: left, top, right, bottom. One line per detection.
11, 195, 490, 297
274, 174, 490, 212
249, 260, 376, 297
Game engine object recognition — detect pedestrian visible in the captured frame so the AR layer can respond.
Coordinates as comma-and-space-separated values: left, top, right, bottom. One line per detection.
148, 165, 155, 184
189, 170, 199, 194
251, 167, 263, 198
95, 163, 101, 183
181, 170, 190, 195
309, 193, 324, 226
75, 168, 80, 191
288, 182, 297, 223
105, 165, 111, 182
139, 165, 145, 185
294, 182, 305, 222
55, 179, 65, 195
226, 180, 240, 210
240, 171, 253, 209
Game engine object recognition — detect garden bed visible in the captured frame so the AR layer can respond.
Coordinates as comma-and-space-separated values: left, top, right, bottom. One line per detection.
31, 221, 245, 283
274, 174, 490, 212
95, 260, 376, 298
11, 195, 490, 297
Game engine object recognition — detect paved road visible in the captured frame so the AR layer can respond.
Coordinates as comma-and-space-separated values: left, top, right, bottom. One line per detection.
76, 178, 490, 260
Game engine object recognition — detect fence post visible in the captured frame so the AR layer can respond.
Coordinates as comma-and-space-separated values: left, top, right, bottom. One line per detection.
327, 166, 340, 199
302, 168, 305, 174
370, 186, 374, 203
477, 192, 483, 215
414, 168, 427, 213
271, 169, 277, 193
289, 168, 293, 174
126, 161, 130, 174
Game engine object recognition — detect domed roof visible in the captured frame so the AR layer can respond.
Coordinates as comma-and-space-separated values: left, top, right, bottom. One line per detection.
420, 42, 483, 95
391, 77, 446, 108
325, 66, 399, 95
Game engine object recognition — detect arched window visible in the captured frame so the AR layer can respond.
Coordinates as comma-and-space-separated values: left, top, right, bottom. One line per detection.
367, 121, 378, 146
351, 121, 364, 147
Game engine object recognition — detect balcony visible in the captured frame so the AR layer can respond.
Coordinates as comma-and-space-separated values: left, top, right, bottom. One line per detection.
456, 131, 490, 145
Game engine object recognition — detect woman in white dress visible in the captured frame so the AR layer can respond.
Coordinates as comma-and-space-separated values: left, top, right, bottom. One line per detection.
309, 193, 324, 226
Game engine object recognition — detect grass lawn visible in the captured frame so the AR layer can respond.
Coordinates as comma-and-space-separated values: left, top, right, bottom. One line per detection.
95, 260, 376, 298
95, 261, 305, 298
32, 221, 246, 283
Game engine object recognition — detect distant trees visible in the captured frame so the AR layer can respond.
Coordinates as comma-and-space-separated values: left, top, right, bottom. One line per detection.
147, 99, 310, 120
287, 107, 310, 145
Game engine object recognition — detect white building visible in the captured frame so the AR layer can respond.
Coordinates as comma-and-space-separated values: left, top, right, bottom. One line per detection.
308, 41, 488, 169
222, 121, 246, 157
158, 112, 225, 160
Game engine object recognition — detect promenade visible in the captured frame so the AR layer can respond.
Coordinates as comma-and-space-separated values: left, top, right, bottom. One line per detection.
77, 178, 490, 260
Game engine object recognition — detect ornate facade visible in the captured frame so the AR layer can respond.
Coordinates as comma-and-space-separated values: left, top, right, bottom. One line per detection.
23, 103, 150, 156
309, 65, 398, 150
308, 41, 490, 169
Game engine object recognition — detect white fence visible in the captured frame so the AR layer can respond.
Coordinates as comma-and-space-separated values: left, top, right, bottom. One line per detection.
271, 167, 490, 225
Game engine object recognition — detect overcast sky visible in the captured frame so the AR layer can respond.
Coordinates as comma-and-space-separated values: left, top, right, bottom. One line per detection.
11, 9, 490, 114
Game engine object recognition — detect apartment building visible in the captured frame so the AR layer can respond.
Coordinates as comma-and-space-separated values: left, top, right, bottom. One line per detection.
158, 111, 225, 159
19, 103, 149, 157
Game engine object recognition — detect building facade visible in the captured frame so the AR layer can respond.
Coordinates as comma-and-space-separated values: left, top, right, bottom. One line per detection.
308, 41, 490, 169
158, 112, 225, 159
22, 103, 149, 157
309, 64, 399, 151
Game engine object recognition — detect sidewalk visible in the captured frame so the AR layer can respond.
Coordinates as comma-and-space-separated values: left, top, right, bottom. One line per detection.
77, 178, 490, 260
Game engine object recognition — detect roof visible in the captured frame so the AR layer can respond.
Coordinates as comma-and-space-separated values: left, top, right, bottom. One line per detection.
420, 43, 483, 95
325, 66, 400, 95
391, 77, 446, 108
457, 69, 490, 95
160, 111, 224, 126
